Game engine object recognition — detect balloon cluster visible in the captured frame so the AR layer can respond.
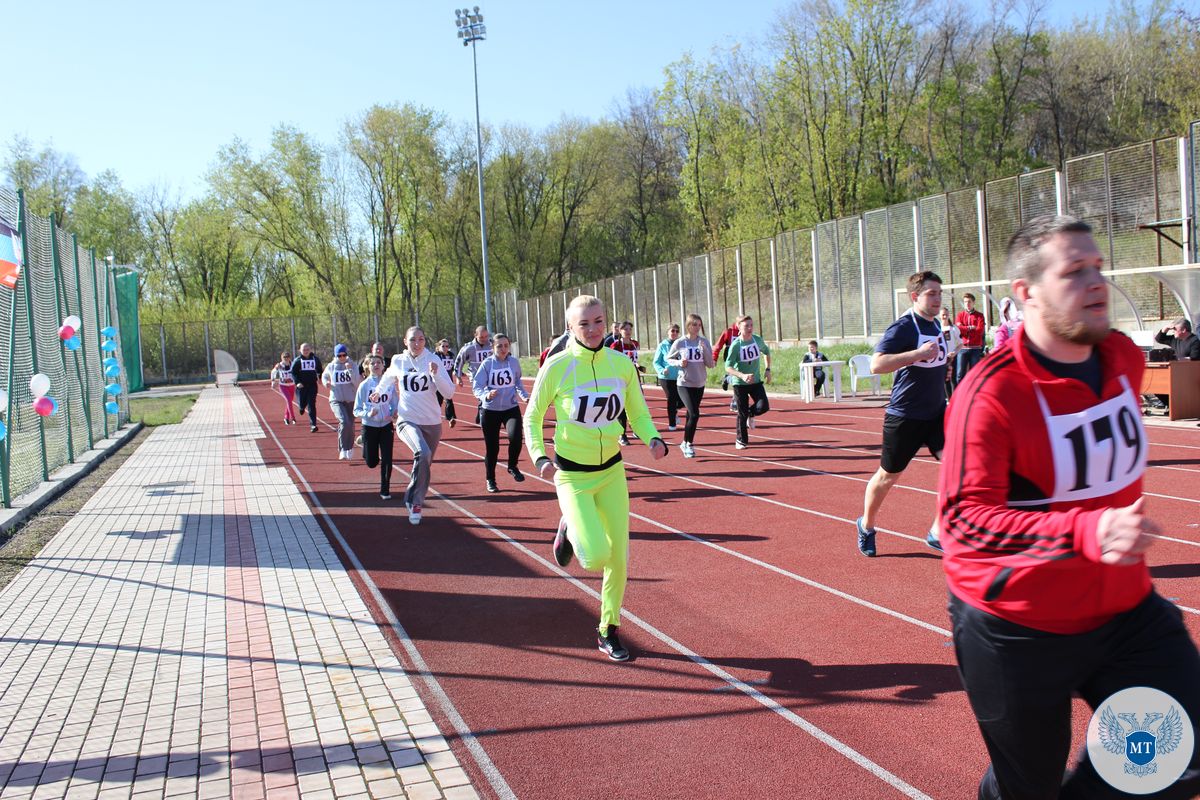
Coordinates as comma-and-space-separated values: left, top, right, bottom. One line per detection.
0, 387, 7, 442
101, 327, 121, 415
28, 373, 57, 417
58, 314, 83, 352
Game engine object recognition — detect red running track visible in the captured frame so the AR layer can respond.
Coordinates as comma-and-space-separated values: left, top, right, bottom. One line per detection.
241, 380, 1200, 800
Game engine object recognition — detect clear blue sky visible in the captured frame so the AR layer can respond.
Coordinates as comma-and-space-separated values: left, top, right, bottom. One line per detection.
4, 0, 1092, 198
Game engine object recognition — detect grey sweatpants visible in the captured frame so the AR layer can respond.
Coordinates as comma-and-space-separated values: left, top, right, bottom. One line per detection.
330, 401, 356, 452
396, 421, 443, 508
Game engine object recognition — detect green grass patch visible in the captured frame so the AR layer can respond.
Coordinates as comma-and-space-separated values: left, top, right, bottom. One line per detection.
128, 393, 199, 426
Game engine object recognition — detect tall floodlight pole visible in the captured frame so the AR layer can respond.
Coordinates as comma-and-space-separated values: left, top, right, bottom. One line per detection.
455, 6, 493, 332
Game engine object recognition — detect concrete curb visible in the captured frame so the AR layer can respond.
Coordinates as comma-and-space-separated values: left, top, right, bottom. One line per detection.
0, 422, 144, 537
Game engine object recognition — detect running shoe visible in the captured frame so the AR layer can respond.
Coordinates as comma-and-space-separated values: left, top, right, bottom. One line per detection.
596, 627, 630, 662
337, 450, 346, 460
729, 398, 737, 411
668, 424, 677, 432
926, 527, 943, 552
409, 504, 423, 525
507, 467, 525, 483
449, 418, 457, 428
552, 518, 573, 567
749, 417, 756, 429
681, 442, 695, 459
735, 440, 747, 450
355, 434, 363, 446
618, 434, 630, 446
856, 517, 877, 557
310, 425, 318, 433
486, 479, 499, 493
380, 493, 391, 500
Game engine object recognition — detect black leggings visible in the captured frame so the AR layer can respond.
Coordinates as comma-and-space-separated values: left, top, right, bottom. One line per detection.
362, 423, 394, 494
950, 591, 1200, 799
677, 385, 705, 443
733, 383, 769, 443
481, 406, 522, 480
660, 379, 681, 427
296, 384, 318, 425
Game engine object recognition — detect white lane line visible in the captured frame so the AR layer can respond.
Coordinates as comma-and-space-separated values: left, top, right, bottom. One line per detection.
419, 457, 937, 800
247, 389, 518, 800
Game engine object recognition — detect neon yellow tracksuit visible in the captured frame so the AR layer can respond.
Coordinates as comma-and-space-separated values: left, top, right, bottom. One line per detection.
523, 337, 661, 634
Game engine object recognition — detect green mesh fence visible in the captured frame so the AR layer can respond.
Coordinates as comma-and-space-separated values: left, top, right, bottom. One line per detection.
0, 188, 132, 508
509, 124, 1200, 352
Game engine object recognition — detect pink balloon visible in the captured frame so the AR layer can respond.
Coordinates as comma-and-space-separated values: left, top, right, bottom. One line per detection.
58, 325, 76, 341
33, 396, 54, 417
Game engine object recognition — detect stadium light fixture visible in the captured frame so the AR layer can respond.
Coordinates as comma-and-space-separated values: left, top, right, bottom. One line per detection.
453, 5, 493, 331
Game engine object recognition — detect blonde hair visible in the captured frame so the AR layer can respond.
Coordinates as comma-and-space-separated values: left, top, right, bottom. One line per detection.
685, 313, 705, 334
567, 294, 605, 324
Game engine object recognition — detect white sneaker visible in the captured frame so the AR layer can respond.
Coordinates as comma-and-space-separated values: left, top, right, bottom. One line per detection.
668, 424, 677, 432
337, 450, 346, 460
681, 442, 694, 458
409, 504, 423, 525
749, 418, 756, 429
380, 493, 391, 500
735, 440, 748, 450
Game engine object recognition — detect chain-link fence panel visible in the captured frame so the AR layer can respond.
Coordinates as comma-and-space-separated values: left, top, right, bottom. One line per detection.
1108, 140, 1172, 323
985, 177, 1019, 280
815, 221, 839, 338
863, 209, 893, 336
1019, 169, 1058, 221
837, 218, 864, 337
918, 193, 950, 281
887, 202, 917, 319
948, 188, 982, 295
709, 248, 736, 328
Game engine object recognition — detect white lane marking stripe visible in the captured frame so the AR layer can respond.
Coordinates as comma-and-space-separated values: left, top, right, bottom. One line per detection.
247, 389, 518, 800
438, 440, 948, 636
421, 454, 936, 800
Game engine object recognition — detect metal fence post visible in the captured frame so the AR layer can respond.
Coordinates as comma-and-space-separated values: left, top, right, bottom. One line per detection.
913, 203, 923, 272
811, 229, 823, 339
47, 214, 74, 462
1054, 170, 1066, 216
373, 312, 380, 344
290, 319, 297, 355
630, 274, 638, 336
159, 324, 167, 382
770, 239, 782, 341
204, 321, 212, 379
1178, 137, 1191, 264
651, 270, 660, 337
703, 255, 713, 330
734, 246, 745, 316
857, 218, 869, 337
453, 296, 463, 347
18, 192, 49, 481
977, 189, 991, 325
676, 262, 685, 321
331, 314, 337, 346
247, 320, 255, 372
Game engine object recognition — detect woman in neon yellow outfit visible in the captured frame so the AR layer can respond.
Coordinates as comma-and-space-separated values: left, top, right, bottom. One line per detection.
524, 295, 669, 661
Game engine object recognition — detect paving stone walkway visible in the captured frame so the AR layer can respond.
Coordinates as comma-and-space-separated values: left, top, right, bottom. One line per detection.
0, 387, 477, 800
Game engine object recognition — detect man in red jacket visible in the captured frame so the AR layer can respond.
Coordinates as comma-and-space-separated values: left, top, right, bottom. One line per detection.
954, 291, 986, 384
939, 215, 1200, 798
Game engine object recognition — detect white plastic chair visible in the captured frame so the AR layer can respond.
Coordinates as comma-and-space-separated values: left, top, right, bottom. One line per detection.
849, 354, 881, 397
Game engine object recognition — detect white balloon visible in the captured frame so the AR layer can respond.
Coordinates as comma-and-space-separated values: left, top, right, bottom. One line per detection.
29, 373, 51, 398
63, 315, 82, 330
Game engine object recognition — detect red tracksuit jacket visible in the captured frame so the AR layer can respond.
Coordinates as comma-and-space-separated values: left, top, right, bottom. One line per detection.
956, 309, 986, 348
938, 328, 1150, 634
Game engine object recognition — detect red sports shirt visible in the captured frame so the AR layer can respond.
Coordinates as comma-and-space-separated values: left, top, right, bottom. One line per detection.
938, 328, 1150, 634
956, 309, 987, 348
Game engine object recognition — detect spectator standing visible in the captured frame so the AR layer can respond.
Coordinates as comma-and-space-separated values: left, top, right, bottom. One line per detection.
955, 292, 987, 382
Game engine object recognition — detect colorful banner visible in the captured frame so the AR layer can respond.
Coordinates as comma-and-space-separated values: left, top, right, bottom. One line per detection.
0, 215, 21, 290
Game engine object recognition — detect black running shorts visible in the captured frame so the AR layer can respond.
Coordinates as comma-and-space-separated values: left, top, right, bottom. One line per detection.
880, 412, 945, 473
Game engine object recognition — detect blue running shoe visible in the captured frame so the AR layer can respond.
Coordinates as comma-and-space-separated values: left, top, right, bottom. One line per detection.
856, 517, 877, 557
926, 528, 943, 552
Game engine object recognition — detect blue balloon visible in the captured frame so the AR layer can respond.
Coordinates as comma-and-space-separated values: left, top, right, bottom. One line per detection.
102, 357, 119, 368
105, 401, 119, 415
105, 383, 122, 396
47, 397, 58, 416
101, 326, 117, 338
0, 420, 6, 441
101, 340, 118, 352
64, 335, 81, 351
105, 364, 121, 378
